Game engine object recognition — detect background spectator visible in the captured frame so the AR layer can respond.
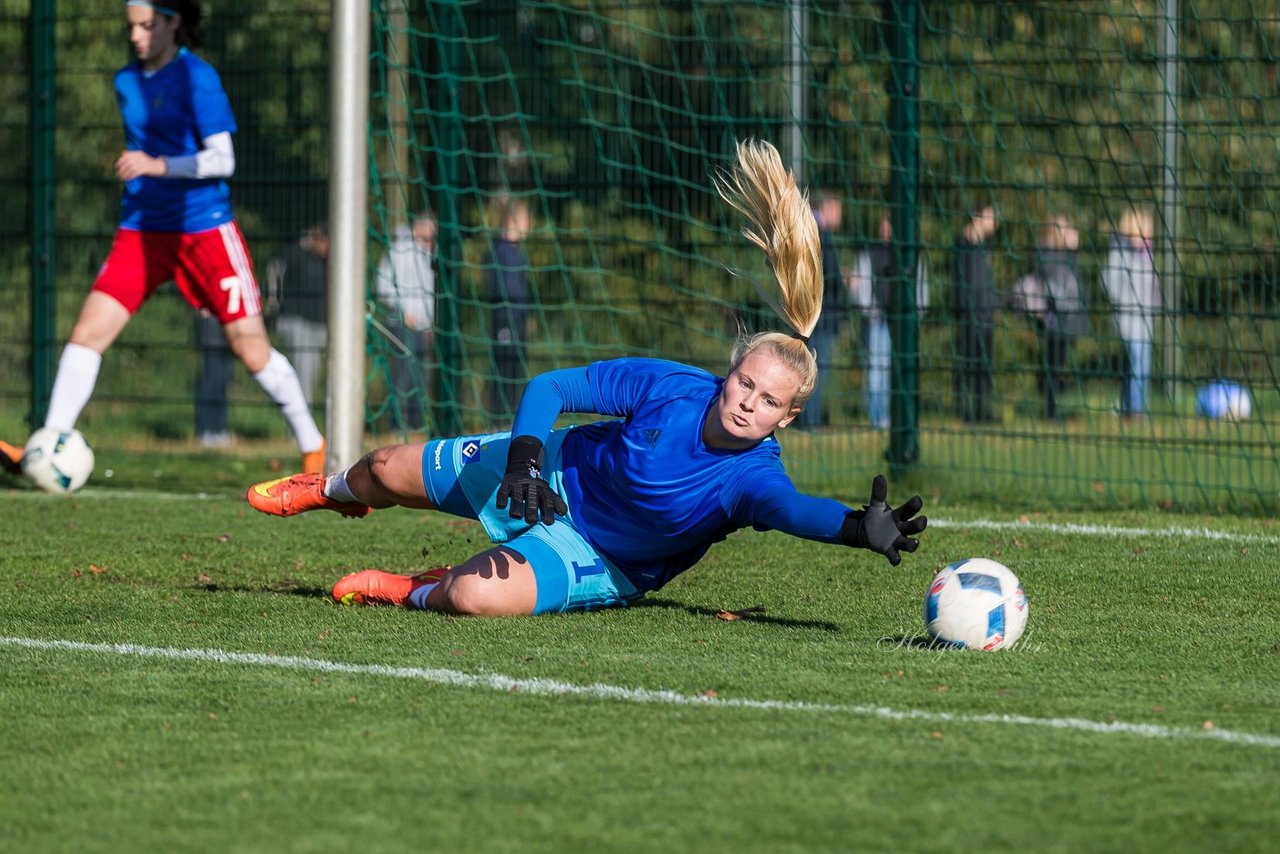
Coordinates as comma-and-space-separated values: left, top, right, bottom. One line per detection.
1008, 215, 1087, 420
951, 203, 999, 423
486, 198, 532, 422
794, 190, 847, 429
1100, 206, 1161, 420
375, 211, 437, 431
849, 214, 929, 430
194, 311, 234, 447
267, 223, 329, 405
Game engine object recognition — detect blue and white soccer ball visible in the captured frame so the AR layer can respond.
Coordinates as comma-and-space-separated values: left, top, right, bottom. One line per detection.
22, 427, 95, 494
1196, 381, 1252, 422
924, 558, 1028, 650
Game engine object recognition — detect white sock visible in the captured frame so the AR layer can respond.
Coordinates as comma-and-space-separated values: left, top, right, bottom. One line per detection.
323, 469, 361, 503
407, 583, 439, 610
252, 349, 324, 452
44, 343, 103, 431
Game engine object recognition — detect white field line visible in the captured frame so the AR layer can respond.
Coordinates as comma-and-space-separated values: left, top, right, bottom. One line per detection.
3, 635, 1277, 750
12, 487, 1280, 544
928, 517, 1280, 545
45, 488, 223, 500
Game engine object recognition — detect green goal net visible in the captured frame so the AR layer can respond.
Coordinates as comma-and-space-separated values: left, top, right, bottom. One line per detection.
368, 0, 1280, 512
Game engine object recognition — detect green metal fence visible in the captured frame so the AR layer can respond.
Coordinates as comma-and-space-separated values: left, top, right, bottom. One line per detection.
367, 0, 1280, 511
5, 1, 1279, 511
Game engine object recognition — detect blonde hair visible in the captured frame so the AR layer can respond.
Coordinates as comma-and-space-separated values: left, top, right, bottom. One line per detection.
713, 139, 823, 407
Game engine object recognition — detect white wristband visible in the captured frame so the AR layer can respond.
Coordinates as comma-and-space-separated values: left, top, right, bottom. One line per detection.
164, 131, 235, 179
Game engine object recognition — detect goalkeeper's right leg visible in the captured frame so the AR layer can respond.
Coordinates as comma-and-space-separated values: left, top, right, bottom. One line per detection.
246, 444, 438, 517
246, 473, 371, 518
333, 566, 450, 607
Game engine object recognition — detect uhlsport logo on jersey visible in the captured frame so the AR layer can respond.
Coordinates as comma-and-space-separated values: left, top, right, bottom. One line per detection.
641, 428, 662, 449
461, 440, 481, 464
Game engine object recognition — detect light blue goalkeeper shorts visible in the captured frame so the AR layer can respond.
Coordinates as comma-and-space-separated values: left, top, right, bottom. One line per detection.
419, 430, 640, 615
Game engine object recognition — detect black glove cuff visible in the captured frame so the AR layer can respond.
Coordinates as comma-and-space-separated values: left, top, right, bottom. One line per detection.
837, 510, 867, 549
508, 434, 546, 475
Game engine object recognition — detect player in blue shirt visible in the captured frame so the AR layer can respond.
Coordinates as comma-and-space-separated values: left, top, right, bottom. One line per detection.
0, 0, 325, 479
246, 140, 927, 616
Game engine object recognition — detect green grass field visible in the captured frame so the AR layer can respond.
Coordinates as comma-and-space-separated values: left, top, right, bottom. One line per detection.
3, 446, 1279, 853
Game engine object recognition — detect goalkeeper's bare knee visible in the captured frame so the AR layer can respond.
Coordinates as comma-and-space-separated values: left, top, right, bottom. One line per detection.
432, 549, 537, 616
356, 444, 436, 508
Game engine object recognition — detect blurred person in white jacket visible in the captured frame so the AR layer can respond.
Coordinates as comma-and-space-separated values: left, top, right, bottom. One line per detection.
1100, 207, 1161, 419
376, 211, 437, 431
848, 214, 928, 430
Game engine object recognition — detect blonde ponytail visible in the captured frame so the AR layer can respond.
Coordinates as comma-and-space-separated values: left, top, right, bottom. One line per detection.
714, 139, 824, 406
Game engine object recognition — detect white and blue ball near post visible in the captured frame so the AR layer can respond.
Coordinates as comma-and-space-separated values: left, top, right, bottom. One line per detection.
22, 427, 95, 494
1195, 380, 1252, 422
924, 558, 1028, 650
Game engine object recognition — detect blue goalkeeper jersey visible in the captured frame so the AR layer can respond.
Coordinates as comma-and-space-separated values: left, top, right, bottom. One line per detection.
515, 358, 852, 591
114, 48, 237, 233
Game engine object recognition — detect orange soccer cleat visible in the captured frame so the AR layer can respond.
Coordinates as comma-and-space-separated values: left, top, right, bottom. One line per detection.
332, 566, 450, 607
246, 473, 371, 518
300, 439, 326, 475
0, 440, 23, 476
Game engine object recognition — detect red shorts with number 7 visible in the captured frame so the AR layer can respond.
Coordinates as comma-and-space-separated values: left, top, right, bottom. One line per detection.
92, 222, 263, 324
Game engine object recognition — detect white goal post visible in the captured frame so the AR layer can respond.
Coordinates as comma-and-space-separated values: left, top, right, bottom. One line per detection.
325, 0, 370, 471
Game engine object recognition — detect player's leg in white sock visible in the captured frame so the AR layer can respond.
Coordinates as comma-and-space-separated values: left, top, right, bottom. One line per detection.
44, 291, 133, 432
252, 348, 324, 453
324, 468, 360, 503
407, 582, 440, 609
44, 343, 104, 431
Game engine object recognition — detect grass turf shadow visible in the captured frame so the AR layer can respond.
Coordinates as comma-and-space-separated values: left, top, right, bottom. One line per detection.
631, 597, 841, 632
192, 581, 330, 598
189, 586, 841, 630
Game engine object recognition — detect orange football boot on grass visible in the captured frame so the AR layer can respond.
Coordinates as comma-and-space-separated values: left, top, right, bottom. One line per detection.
332, 567, 451, 607
0, 440, 23, 476
246, 473, 371, 518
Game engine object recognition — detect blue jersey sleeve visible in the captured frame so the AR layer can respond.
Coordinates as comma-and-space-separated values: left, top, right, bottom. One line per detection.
726, 468, 850, 544
190, 60, 237, 138
510, 366, 595, 440
510, 358, 695, 441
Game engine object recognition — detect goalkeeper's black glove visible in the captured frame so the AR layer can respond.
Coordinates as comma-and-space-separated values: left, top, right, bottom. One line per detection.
496, 434, 568, 526
838, 474, 927, 566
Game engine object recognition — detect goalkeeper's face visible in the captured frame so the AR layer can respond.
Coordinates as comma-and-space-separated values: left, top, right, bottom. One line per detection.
706, 349, 802, 449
